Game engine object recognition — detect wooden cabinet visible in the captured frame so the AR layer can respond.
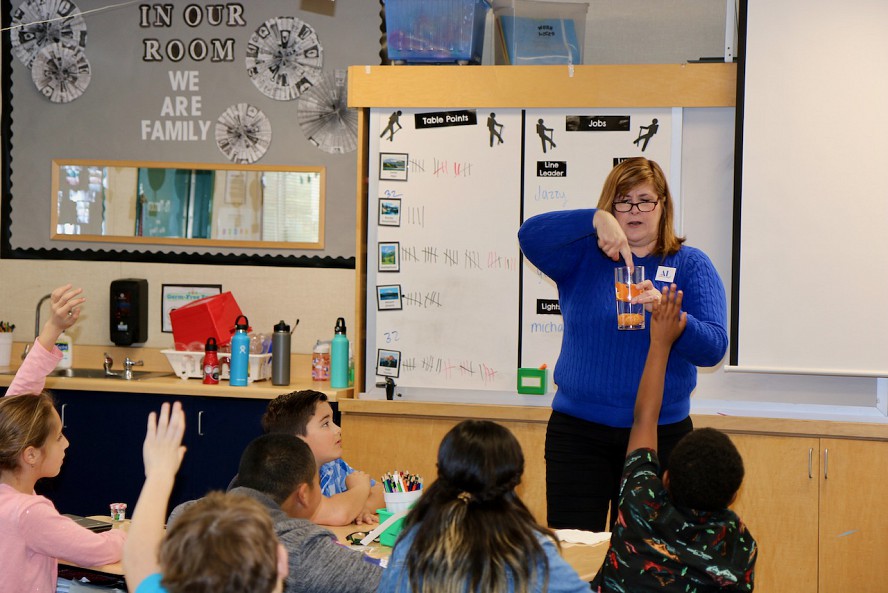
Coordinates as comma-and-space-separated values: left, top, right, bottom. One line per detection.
728, 434, 888, 593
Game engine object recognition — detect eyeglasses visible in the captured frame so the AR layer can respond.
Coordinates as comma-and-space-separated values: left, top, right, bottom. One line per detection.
613, 200, 659, 213
345, 531, 376, 545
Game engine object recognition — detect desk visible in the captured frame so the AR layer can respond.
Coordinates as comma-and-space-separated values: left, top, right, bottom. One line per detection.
61, 518, 608, 582
324, 524, 608, 582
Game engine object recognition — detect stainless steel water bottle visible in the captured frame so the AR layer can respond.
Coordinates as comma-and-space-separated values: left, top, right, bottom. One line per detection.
272, 320, 291, 386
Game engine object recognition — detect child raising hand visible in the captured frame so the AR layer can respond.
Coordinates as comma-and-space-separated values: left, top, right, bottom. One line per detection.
592, 285, 757, 592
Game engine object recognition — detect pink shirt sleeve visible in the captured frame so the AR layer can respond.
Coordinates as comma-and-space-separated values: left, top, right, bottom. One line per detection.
5, 339, 61, 397
19, 495, 127, 566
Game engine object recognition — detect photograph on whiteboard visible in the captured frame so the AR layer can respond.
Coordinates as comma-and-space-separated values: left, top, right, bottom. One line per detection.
376, 284, 403, 311
378, 197, 401, 226
378, 241, 400, 272
376, 348, 401, 377
379, 153, 408, 181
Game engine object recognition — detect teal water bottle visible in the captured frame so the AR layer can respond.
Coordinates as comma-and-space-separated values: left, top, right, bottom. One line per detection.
229, 315, 250, 386
330, 317, 349, 389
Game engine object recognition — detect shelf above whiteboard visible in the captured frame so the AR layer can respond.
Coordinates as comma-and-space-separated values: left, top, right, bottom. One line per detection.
347, 64, 736, 109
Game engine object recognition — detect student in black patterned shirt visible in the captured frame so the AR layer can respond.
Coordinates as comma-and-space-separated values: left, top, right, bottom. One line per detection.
591, 285, 757, 592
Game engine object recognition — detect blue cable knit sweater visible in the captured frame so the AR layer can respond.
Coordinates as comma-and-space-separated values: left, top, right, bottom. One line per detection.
518, 209, 727, 428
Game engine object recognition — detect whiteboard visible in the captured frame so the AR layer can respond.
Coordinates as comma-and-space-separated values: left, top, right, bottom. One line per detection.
365, 107, 681, 403
733, 0, 888, 376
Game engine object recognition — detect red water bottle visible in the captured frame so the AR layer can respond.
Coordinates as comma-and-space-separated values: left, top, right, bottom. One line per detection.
203, 337, 219, 385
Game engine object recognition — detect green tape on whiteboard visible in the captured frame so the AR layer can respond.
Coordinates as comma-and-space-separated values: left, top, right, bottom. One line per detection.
517, 368, 547, 395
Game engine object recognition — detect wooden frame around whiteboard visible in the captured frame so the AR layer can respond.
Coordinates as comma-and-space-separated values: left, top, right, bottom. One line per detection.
349, 64, 736, 395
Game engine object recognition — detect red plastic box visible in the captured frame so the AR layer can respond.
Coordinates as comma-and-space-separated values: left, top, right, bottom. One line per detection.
169, 292, 244, 350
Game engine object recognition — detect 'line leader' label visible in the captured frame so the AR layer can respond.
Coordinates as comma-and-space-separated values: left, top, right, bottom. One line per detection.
537, 161, 566, 177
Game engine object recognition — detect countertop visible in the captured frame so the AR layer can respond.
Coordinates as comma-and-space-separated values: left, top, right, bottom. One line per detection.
0, 343, 352, 400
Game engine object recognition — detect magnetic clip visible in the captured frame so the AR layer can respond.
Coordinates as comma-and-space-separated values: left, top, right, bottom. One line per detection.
375, 377, 396, 400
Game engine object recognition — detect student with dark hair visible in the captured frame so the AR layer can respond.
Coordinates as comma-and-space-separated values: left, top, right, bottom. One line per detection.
378, 419, 590, 593
171, 432, 383, 593
591, 286, 756, 592
262, 390, 383, 525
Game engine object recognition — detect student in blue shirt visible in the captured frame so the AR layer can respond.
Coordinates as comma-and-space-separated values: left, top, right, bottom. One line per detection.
378, 419, 590, 593
262, 390, 384, 525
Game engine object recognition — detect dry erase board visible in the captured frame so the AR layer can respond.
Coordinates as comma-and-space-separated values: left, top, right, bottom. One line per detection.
733, 0, 888, 378
364, 107, 681, 404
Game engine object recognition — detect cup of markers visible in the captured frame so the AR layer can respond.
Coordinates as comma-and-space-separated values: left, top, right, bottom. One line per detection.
382, 470, 423, 513
0, 321, 15, 369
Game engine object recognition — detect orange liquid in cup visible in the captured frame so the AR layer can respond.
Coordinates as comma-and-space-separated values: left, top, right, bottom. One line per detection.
617, 313, 645, 327
615, 282, 639, 302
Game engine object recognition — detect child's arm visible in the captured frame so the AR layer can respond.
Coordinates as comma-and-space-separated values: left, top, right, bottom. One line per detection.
356, 483, 385, 524
123, 402, 187, 591
6, 285, 85, 397
311, 471, 372, 526
626, 285, 686, 455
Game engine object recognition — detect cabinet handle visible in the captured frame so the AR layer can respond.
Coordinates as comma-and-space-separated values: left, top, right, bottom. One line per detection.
823, 448, 829, 480
61, 403, 67, 429
198, 410, 204, 436
808, 447, 813, 479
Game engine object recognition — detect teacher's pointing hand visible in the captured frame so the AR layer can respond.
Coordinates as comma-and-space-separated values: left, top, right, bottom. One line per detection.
593, 210, 634, 269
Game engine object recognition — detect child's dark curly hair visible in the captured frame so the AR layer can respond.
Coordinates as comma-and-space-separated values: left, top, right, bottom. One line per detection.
666, 427, 744, 511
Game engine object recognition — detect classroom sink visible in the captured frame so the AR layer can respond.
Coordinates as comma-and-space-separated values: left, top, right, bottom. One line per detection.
47, 368, 174, 381
0, 365, 174, 380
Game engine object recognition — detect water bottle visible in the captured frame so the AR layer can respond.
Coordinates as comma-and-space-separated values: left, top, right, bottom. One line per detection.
229, 315, 250, 386
330, 317, 349, 389
203, 337, 219, 385
272, 320, 291, 386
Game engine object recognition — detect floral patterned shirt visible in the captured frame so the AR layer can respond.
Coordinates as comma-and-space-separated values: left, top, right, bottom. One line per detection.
319, 459, 376, 496
591, 448, 756, 592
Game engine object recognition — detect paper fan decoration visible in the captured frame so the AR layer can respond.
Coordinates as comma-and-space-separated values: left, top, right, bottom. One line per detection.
215, 103, 273, 164
31, 41, 91, 103
295, 69, 358, 154
245, 16, 323, 101
11, 0, 88, 69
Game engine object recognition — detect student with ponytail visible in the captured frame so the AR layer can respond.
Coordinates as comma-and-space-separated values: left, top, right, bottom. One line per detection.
377, 420, 589, 593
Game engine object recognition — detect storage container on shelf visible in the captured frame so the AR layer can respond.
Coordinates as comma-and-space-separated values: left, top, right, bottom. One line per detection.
385, 0, 491, 65
492, 0, 588, 65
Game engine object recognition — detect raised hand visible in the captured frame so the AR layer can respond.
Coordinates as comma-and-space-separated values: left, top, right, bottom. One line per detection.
649, 284, 686, 347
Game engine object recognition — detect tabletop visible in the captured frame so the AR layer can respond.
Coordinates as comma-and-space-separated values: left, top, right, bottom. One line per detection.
62, 517, 608, 582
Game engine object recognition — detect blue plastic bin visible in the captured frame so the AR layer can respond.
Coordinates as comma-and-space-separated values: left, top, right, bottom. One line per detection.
385, 0, 491, 64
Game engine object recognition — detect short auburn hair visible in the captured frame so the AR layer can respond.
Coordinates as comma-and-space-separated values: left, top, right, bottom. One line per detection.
159, 492, 280, 593
596, 157, 685, 256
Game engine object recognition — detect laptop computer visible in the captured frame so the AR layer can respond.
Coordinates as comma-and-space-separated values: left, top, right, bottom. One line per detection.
63, 514, 113, 533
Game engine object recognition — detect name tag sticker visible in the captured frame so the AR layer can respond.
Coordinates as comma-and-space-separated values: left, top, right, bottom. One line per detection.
656, 266, 676, 283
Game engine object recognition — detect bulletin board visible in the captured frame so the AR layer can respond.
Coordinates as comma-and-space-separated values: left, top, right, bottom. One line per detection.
1, 0, 379, 265
364, 106, 681, 404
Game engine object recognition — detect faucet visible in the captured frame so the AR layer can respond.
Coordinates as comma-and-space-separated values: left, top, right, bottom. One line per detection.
123, 357, 144, 380
103, 353, 120, 377
21, 293, 52, 360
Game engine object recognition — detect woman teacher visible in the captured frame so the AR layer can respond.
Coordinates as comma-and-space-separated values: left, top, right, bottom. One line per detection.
517, 157, 727, 531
